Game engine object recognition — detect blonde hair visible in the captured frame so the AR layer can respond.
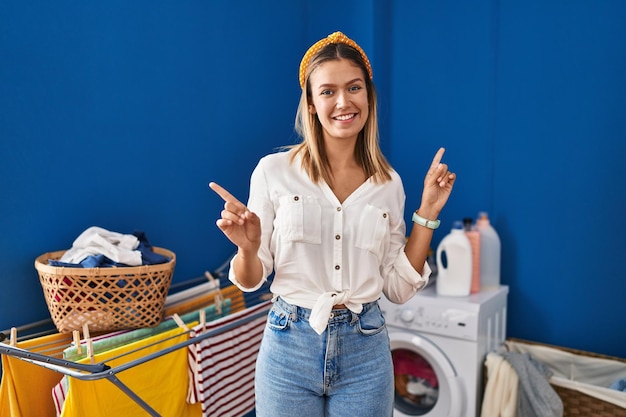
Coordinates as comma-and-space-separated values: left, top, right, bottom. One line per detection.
290, 40, 392, 184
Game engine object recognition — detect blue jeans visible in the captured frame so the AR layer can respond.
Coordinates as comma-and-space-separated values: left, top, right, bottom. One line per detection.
255, 297, 394, 417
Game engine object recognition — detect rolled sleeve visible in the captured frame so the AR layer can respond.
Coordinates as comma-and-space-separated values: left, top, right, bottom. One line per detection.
228, 254, 268, 292
382, 251, 431, 304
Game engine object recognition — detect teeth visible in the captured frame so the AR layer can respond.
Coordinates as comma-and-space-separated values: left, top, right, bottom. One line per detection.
335, 114, 355, 121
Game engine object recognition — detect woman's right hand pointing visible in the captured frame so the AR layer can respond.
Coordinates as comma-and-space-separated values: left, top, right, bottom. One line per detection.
208, 182, 261, 253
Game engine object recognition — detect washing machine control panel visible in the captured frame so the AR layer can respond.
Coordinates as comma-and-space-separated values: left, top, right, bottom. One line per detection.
384, 303, 479, 341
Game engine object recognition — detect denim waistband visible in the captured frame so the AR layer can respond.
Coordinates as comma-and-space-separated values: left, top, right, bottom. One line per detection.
274, 296, 378, 323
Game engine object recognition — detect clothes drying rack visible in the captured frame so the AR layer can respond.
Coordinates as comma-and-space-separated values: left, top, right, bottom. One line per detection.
0, 254, 273, 417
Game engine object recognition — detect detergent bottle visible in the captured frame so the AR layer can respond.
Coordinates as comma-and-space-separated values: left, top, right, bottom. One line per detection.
436, 221, 472, 297
476, 212, 501, 290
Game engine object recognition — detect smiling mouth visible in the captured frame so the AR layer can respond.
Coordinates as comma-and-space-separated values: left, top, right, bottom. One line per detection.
333, 113, 357, 121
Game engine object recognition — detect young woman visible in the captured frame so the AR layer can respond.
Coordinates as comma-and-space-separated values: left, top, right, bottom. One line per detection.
209, 31, 456, 417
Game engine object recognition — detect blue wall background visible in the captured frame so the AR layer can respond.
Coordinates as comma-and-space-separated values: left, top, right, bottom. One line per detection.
1, 1, 624, 358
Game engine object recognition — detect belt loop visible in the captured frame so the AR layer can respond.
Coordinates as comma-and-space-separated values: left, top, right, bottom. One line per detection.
350, 311, 358, 326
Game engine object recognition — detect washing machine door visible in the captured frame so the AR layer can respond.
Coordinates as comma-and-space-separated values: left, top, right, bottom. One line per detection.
389, 332, 464, 417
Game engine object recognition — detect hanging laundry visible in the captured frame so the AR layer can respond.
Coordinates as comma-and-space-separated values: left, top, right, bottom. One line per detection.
0, 332, 73, 417
57, 325, 201, 417
52, 377, 68, 417
62, 300, 231, 362
187, 301, 271, 417
165, 284, 245, 318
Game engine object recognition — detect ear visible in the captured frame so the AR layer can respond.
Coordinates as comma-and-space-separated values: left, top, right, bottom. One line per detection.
308, 103, 317, 114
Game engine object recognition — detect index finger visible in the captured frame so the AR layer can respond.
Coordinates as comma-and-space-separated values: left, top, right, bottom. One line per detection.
208, 181, 243, 205
429, 147, 446, 169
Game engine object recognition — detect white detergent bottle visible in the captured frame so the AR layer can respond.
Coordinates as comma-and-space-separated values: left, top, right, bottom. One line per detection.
436, 221, 473, 297
476, 212, 501, 290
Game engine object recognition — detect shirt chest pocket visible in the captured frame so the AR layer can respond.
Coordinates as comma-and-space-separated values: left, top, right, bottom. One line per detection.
355, 204, 390, 259
276, 195, 322, 244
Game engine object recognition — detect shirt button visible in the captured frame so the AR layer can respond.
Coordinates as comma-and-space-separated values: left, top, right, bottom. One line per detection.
335, 265, 341, 270
383, 213, 388, 218
335, 234, 341, 240
336, 207, 342, 212
293, 196, 299, 201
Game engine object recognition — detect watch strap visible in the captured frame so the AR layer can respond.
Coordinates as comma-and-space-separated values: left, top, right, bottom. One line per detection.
412, 211, 440, 230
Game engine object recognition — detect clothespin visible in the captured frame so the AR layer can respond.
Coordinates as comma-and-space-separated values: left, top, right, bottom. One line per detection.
172, 313, 189, 331
204, 271, 219, 290
10, 327, 17, 347
205, 270, 224, 315
73, 330, 82, 355
215, 292, 223, 315
199, 309, 206, 330
82, 324, 95, 364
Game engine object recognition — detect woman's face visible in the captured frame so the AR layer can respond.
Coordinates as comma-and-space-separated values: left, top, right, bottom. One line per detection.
307, 58, 369, 144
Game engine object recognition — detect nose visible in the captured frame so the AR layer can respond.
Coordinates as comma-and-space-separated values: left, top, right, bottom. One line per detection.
335, 90, 348, 108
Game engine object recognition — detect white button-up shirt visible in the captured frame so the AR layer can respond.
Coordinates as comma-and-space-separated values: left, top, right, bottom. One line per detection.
229, 151, 430, 334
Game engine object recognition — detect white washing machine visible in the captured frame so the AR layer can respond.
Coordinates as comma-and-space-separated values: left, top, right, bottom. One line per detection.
379, 284, 508, 417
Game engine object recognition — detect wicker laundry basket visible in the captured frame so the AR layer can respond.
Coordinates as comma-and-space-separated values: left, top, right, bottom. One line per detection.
35, 247, 175, 333
503, 338, 626, 417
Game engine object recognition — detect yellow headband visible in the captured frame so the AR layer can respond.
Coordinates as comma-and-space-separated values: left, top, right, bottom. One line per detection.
299, 31, 373, 89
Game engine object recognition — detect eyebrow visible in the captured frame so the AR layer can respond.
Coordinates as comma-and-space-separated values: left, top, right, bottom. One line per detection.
316, 78, 364, 89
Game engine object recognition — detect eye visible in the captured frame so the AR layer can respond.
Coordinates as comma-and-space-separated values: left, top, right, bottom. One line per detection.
349, 85, 362, 92
320, 89, 333, 96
